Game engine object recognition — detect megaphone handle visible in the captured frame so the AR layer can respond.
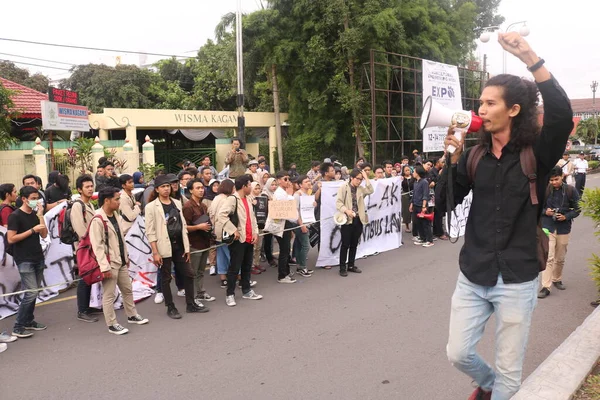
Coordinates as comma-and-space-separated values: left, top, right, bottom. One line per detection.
447, 129, 463, 154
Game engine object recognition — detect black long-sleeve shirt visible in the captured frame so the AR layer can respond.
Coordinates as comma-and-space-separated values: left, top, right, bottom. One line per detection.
541, 183, 580, 235
436, 76, 574, 286
412, 178, 429, 206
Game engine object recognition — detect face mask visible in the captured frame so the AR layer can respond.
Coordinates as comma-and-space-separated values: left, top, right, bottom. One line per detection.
28, 200, 39, 209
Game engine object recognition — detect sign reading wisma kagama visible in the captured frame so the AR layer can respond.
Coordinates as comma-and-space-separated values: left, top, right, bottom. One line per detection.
41, 100, 90, 131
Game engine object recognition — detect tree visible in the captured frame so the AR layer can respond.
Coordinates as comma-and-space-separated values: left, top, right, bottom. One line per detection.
0, 81, 19, 150
0, 61, 50, 93
576, 117, 600, 145
62, 64, 164, 113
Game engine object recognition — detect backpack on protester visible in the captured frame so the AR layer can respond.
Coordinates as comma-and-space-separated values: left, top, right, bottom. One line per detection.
0, 204, 15, 257
76, 215, 109, 286
466, 145, 549, 272
58, 200, 85, 245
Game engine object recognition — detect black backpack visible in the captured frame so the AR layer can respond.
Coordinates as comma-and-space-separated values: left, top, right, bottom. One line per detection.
58, 200, 86, 245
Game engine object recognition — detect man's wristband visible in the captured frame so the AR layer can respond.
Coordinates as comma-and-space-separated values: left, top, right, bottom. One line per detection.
527, 58, 545, 72
30, 228, 35, 235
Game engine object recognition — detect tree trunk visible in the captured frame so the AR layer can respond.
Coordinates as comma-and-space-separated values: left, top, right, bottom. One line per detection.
344, 12, 365, 159
272, 63, 284, 170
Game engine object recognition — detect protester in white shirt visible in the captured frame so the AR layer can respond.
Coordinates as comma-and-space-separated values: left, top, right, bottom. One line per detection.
273, 171, 297, 284
573, 151, 589, 196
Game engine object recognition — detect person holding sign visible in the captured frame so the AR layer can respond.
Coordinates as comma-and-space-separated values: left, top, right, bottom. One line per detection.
273, 171, 297, 284
293, 175, 316, 277
335, 169, 373, 277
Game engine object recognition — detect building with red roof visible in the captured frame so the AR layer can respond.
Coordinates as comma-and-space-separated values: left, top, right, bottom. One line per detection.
0, 77, 48, 139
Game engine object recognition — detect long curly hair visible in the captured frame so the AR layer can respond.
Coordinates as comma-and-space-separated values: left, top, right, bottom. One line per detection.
478, 74, 541, 150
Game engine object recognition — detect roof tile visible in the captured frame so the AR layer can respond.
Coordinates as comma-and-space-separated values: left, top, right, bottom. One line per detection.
0, 77, 48, 117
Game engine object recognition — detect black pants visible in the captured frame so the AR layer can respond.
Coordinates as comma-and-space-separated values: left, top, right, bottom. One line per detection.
413, 206, 433, 243
575, 173, 586, 196
160, 243, 195, 308
227, 241, 253, 296
77, 280, 92, 314
433, 206, 444, 237
275, 222, 293, 279
340, 218, 363, 271
263, 233, 274, 262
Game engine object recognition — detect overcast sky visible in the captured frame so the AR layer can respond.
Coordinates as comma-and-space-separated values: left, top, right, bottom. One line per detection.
1, 0, 597, 99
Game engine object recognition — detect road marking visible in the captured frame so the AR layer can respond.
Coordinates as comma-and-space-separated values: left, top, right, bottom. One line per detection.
37, 295, 76, 307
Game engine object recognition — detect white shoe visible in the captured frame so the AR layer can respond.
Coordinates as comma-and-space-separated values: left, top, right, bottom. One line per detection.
226, 295, 236, 307
209, 266, 216, 276
0, 331, 17, 343
154, 292, 164, 304
197, 293, 216, 302
278, 275, 297, 284
0, 343, 7, 353
242, 290, 263, 300
177, 289, 186, 297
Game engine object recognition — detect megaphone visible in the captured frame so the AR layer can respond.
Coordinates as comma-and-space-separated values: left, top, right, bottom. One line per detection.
417, 211, 434, 222
420, 96, 483, 153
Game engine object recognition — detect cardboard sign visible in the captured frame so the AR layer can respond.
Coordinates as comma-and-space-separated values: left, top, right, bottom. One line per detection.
268, 200, 298, 220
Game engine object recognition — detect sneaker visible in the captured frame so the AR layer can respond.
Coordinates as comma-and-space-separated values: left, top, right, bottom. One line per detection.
411, 237, 420, 242
187, 303, 209, 313
538, 288, 550, 299
226, 295, 237, 307
242, 290, 263, 300
197, 293, 216, 302
297, 268, 313, 277
220, 280, 228, 289
0, 343, 6, 353
414, 240, 424, 245
433, 237, 438, 241
422, 242, 434, 248
468, 387, 491, 400
553, 281, 566, 290
239, 280, 257, 288
24, 321, 46, 331
289, 258, 298, 266
209, 266, 217, 276
12, 327, 33, 338
167, 305, 182, 319
127, 315, 149, 325
339, 269, 348, 277
108, 324, 129, 335
154, 292, 164, 304
177, 289, 186, 297
278, 275, 297, 284
257, 265, 267, 272
86, 307, 103, 314
260, 254, 267, 262
0, 331, 17, 343
251, 266, 262, 275
348, 266, 362, 273
77, 312, 99, 323
269, 259, 278, 268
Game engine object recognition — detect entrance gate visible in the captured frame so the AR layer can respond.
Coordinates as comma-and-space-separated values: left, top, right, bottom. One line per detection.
155, 147, 216, 174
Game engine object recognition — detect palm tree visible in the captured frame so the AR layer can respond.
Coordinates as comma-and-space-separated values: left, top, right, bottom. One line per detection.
576, 117, 600, 145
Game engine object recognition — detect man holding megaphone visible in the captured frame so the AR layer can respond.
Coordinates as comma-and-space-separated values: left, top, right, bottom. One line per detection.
434, 33, 573, 400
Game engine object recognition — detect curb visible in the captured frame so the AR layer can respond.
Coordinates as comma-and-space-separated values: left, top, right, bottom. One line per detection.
512, 306, 600, 399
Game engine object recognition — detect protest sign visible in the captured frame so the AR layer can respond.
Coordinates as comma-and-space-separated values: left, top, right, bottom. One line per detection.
268, 200, 298, 220
300, 195, 316, 224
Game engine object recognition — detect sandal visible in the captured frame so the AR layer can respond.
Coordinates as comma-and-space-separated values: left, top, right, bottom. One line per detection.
324, 265, 332, 270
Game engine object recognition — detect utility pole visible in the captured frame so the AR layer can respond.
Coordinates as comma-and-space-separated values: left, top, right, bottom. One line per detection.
592, 81, 598, 145
236, 0, 246, 148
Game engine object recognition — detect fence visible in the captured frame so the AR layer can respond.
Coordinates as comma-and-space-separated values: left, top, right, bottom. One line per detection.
155, 147, 217, 174
0, 156, 33, 187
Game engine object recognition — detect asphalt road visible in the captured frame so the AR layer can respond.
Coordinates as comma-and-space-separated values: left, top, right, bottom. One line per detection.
1, 176, 599, 400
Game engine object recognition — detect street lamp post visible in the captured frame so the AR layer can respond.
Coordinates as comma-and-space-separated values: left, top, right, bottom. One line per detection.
592, 80, 598, 145
479, 21, 530, 74
236, 0, 246, 148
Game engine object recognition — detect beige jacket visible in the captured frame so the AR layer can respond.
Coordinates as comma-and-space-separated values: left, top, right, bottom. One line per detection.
89, 208, 129, 272
336, 181, 374, 225
119, 190, 141, 235
215, 193, 258, 243
208, 194, 227, 226
144, 198, 190, 257
71, 200, 95, 247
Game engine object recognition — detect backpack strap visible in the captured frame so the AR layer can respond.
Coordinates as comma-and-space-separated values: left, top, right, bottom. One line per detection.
466, 145, 487, 184
520, 146, 538, 205
75, 200, 86, 223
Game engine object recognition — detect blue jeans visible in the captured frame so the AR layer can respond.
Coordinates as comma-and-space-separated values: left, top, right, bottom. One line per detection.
216, 242, 231, 275
294, 227, 310, 268
14, 260, 45, 330
446, 272, 538, 400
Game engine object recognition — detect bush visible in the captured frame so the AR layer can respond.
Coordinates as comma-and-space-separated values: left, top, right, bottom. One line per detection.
589, 160, 599, 170
581, 188, 600, 292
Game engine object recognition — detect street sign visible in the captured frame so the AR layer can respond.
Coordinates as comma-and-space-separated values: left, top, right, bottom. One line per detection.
48, 87, 79, 105
41, 100, 90, 131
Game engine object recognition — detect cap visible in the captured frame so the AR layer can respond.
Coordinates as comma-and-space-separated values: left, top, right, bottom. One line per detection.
323, 158, 332, 163
154, 174, 171, 187
412, 149, 419, 154
248, 159, 259, 166
579, 151, 585, 155
165, 173, 178, 183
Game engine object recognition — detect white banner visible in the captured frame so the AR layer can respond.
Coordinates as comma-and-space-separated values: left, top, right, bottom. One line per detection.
316, 178, 403, 267
41, 100, 90, 131
0, 206, 156, 320
422, 59, 462, 153
448, 191, 472, 239
300, 195, 316, 224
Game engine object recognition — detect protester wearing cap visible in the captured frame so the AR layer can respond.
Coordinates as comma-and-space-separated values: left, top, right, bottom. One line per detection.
573, 151, 589, 196
412, 149, 423, 165
246, 159, 260, 182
